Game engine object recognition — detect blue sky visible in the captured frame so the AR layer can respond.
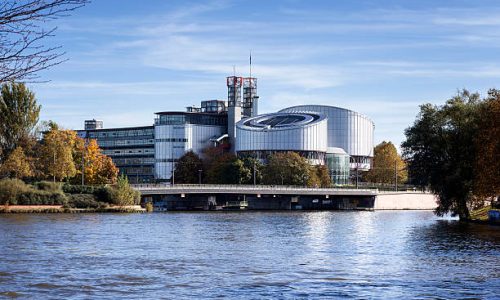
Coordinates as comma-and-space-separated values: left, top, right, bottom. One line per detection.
32, 0, 500, 149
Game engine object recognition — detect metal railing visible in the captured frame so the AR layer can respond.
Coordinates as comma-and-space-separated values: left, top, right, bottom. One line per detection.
131, 183, 377, 193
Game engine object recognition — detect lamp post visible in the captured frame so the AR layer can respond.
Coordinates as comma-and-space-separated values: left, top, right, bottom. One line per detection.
198, 169, 202, 185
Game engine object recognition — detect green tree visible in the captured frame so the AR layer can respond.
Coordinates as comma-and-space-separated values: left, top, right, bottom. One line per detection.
240, 157, 263, 185
108, 175, 140, 206
0, 82, 40, 162
474, 89, 500, 199
262, 152, 312, 186
174, 151, 203, 184
402, 90, 483, 219
365, 141, 407, 184
0, 146, 34, 179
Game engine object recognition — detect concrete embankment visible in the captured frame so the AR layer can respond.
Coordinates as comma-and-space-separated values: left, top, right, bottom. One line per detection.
1, 205, 146, 213
374, 192, 438, 210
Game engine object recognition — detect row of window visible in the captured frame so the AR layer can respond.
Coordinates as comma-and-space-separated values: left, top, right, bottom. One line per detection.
103, 148, 155, 156
97, 139, 154, 147
86, 128, 154, 139
112, 157, 155, 165
156, 114, 227, 126
155, 138, 188, 142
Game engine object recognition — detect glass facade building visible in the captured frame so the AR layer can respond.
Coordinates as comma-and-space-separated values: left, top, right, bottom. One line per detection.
326, 147, 350, 185
154, 112, 228, 181
77, 126, 155, 183
279, 105, 375, 170
235, 112, 328, 165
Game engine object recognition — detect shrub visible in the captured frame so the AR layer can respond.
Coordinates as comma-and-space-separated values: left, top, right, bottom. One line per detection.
93, 186, 113, 203
16, 190, 67, 205
66, 194, 102, 209
0, 178, 30, 205
107, 175, 140, 206
35, 181, 62, 192
62, 184, 96, 194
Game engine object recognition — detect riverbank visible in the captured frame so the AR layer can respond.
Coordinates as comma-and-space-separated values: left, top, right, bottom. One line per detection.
0, 205, 146, 213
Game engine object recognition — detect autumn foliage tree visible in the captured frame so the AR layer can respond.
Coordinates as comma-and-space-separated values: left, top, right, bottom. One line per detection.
365, 141, 407, 184
474, 90, 500, 199
0, 146, 34, 179
39, 127, 77, 181
73, 138, 118, 185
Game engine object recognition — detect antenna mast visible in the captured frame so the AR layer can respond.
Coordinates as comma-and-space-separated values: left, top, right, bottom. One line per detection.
249, 50, 252, 79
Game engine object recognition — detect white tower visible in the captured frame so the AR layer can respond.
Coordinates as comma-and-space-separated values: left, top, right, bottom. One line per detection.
227, 76, 242, 153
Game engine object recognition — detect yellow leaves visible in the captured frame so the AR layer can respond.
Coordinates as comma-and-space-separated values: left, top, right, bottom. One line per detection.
81, 139, 118, 185
0, 146, 34, 179
39, 128, 77, 181
365, 141, 408, 184
39, 128, 118, 184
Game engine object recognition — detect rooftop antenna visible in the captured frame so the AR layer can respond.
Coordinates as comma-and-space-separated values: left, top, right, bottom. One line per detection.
249, 50, 252, 79
233, 65, 236, 76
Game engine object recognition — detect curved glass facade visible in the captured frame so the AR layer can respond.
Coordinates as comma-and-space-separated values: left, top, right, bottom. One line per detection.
236, 112, 328, 165
326, 148, 350, 185
279, 105, 374, 170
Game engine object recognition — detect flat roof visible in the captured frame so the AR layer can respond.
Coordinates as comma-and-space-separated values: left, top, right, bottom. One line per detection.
155, 111, 227, 116
78, 125, 154, 132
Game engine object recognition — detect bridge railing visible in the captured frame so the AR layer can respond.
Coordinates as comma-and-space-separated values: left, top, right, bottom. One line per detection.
131, 183, 377, 193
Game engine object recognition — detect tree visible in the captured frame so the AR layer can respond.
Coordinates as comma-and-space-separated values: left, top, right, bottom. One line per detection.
174, 151, 203, 184
240, 156, 262, 185
474, 89, 500, 199
0, 146, 34, 179
39, 127, 77, 181
0, 0, 89, 82
365, 141, 407, 184
313, 165, 332, 188
402, 90, 483, 219
72, 138, 118, 185
0, 82, 40, 162
108, 175, 140, 206
262, 152, 312, 186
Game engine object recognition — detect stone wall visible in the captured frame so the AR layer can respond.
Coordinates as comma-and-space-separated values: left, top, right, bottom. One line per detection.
374, 192, 438, 210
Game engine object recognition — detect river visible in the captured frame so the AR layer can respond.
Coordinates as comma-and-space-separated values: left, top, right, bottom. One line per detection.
0, 211, 499, 299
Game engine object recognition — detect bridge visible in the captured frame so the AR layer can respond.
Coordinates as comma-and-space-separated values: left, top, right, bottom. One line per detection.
133, 184, 378, 197
133, 184, 378, 210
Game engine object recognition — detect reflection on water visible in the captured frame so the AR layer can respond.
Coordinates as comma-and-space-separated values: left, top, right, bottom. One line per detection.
0, 211, 498, 299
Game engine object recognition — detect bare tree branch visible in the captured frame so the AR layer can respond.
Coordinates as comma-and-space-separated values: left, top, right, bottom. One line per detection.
0, 0, 89, 83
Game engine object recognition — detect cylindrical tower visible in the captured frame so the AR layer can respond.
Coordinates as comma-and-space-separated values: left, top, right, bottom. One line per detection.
227, 76, 242, 153
235, 112, 328, 165
279, 105, 375, 170
243, 77, 258, 117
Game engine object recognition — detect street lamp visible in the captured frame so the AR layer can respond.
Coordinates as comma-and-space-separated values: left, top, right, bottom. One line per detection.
198, 169, 202, 185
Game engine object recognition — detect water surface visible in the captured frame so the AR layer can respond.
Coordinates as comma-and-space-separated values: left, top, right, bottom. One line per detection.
1, 211, 499, 299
